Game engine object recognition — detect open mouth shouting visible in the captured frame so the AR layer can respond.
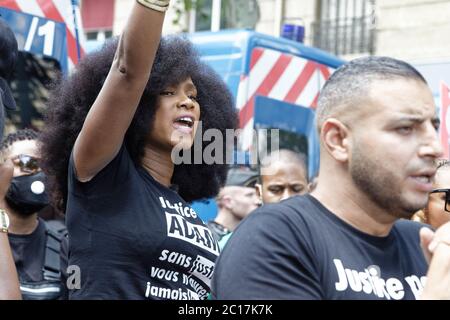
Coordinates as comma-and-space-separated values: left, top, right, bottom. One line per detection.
173, 115, 196, 134
409, 169, 436, 192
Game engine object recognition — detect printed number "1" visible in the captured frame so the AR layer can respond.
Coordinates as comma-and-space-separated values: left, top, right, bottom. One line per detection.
24, 17, 56, 56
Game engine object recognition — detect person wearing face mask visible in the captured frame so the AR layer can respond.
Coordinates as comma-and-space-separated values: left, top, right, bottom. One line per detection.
0, 17, 21, 300
0, 129, 67, 300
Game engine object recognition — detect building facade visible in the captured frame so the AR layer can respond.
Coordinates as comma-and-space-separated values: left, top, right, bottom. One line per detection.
256, 0, 450, 62
79, 0, 450, 61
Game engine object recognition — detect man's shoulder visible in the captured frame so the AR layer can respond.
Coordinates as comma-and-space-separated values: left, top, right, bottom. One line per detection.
257, 194, 323, 218
393, 219, 429, 240
220, 196, 320, 261
239, 195, 325, 232
394, 218, 428, 231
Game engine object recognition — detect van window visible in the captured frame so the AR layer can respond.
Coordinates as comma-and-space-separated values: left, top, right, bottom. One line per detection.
6, 52, 61, 133
255, 128, 308, 169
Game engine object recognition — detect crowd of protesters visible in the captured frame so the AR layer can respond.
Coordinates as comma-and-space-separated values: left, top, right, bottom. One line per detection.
1, 0, 450, 300
212, 56, 450, 299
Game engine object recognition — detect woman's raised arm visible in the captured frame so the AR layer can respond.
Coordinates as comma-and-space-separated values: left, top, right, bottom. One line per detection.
73, 1, 169, 181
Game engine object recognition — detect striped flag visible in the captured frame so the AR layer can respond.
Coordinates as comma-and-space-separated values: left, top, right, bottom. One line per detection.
237, 47, 335, 150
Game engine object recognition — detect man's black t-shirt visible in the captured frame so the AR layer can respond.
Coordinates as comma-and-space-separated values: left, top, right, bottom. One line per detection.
66, 145, 220, 300
8, 218, 66, 299
212, 195, 429, 300
9, 218, 46, 282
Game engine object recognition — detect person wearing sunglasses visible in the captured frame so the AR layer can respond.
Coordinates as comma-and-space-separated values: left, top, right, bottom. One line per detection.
415, 159, 450, 229
0, 18, 21, 300
0, 129, 67, 300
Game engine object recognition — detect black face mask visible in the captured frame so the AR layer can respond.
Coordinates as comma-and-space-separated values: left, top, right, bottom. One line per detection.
5, 172, 49, 216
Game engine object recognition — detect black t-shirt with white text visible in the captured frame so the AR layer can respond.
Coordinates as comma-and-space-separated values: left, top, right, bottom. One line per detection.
212, 195, 428, 300
66, 145, 219, 299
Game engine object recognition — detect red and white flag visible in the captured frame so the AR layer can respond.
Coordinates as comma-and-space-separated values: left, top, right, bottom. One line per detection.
440, 81, 450, 158
1, 0, 85, 68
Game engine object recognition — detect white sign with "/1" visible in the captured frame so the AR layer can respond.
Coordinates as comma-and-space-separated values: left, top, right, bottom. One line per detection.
24, 17, 56, 56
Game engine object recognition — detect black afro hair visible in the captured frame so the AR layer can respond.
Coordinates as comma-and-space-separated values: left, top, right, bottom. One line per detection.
39, 35, 238, 211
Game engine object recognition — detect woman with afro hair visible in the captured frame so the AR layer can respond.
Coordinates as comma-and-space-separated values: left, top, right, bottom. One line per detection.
40, 0, 237, 300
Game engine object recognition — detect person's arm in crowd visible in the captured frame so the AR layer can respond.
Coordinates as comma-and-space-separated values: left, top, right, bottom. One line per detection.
73, 0, 168, 182
0, 234, 20, 299
0, 158, 21, 299
419, 222, 450, 299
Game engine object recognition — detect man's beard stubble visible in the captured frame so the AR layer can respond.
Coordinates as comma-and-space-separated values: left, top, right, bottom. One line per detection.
349, 146, 421, 220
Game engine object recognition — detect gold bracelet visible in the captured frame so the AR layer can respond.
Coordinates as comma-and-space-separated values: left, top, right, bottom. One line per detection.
136, 0, 170, 12
0, 209, 9, 233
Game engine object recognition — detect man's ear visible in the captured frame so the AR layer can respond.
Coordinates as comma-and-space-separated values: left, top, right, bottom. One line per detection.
321, 118, 351, 162
221, 195, 233, 210
307, 177, 317, 192
255, 184, 263, 203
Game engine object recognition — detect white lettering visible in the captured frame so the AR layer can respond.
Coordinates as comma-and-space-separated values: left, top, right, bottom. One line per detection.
189, 255, 215, 285
405, 275, 424, 299
159, 197, 198, 219
333, 259, 425, 300
150, 267, 179, 283
145, 282, 200, 300
166, 212, 219, 255
359, 270, 373, 294
386, 278, 405, 300
159, 250, 192, 268
334, 259, 348, 291
178, 304, 213, 317
346, 269, 362, 292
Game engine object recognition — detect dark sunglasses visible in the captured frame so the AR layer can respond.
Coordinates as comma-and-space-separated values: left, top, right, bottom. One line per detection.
12, 154, 40, 174
430, 188, 450, 212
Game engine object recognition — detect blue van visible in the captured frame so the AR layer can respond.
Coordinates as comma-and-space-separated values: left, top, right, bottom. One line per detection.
188, 30, 345, 221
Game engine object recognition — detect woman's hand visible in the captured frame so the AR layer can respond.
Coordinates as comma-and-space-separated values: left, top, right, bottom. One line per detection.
420, 222, 450, 299
0, 157, 21, 300
0, 157, 13, 207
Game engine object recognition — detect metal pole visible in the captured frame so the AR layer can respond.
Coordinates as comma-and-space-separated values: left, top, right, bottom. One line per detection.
188, 8, 196, 33
211, 0, 221, 31
274, 0, 284, 36
71, 0, 82, 61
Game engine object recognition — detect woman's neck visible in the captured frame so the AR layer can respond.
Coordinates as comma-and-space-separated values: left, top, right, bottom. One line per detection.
141, 145, 174, 187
